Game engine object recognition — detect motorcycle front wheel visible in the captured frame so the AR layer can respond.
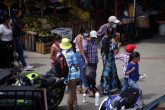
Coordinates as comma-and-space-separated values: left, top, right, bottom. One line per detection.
47, 86, 65, 109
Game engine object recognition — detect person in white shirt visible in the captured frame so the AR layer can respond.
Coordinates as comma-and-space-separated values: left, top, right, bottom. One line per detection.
0, 13, 14, 68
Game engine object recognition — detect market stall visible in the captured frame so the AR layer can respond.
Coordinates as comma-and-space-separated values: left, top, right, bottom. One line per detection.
17, 0, 95, 54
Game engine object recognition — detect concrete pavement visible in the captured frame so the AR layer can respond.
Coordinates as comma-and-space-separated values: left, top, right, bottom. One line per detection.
23, 35, 165, 110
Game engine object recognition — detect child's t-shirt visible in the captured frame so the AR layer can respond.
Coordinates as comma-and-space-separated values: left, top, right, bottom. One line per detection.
126, 62, 139, 82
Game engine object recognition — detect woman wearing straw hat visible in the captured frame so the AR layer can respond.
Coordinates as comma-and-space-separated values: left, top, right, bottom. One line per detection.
60, 38, 80, 110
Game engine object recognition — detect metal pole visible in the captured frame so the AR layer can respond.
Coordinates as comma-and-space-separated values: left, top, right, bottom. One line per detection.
41, 0, 44, 18
114, 0, 118, 16
43, 89, 48, 110
8, 7, 11, 17
133, 0, 136, 20
19, 0, 22, 8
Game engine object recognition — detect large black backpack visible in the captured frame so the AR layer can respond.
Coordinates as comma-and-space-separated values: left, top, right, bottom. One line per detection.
99, 87, 140, 110
119, 87, 140, 109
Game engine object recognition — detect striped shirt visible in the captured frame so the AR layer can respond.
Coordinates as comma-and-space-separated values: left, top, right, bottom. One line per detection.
115, 53, 131, 78
87, 41, 98, 64
62, 49, 80, 80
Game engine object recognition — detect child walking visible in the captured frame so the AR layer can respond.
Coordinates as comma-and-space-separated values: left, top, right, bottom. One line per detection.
115, 44, 136, 91
126, 51, 142, 108
86, 30, 98, 93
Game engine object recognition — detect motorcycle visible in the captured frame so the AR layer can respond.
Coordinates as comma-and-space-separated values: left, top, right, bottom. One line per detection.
0, 67, 66, 110
0, 67, 19, 85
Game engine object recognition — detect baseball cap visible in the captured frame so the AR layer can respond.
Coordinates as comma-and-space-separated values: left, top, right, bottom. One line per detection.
125, 44, 136, 53
108, 16, 120, 23
90, 30, 97, 38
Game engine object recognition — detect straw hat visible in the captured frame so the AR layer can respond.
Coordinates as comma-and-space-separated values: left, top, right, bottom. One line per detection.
60, 38, 72, 50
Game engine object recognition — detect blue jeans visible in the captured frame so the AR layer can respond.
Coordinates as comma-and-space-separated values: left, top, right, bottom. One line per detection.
129, 79, 141, 107
75, 52, 89, 89
15, 37, 27, 67
121, 78, 129, 92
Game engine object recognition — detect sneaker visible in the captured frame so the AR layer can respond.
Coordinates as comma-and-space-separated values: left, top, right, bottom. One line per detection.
23, 64, 34, 71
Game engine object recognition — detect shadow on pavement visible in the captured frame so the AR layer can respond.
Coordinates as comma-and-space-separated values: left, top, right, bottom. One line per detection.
57, 105, 67, 110
142, 93, 157, 100
57, 103, 99, 110
31, 63, 47, 68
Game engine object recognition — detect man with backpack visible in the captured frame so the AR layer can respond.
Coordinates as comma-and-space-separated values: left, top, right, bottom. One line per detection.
48, 34, 62, 77
49, 34, 70, 78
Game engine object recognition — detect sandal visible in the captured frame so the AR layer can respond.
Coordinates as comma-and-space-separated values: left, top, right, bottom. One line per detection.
86, 89, 94, 97
76, 87, 84, 94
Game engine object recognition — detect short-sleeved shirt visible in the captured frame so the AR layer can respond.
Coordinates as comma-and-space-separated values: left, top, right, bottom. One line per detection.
62, 49, 80, 80
97, 23, 109, 36
0, 24, 13, 41
97, 23, 121, 37
50, 43, 61, 65
126, 63, 139, 82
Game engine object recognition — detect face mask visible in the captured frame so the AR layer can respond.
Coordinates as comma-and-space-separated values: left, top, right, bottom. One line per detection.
112, 24, 117, 28
123, 10, 128, 16
83, 32, 89, 37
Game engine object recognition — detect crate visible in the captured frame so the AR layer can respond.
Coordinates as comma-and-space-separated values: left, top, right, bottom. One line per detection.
25, 31, 38, 51
136, 16, 150, 28
52, 20, 96, 40
36, 41, 53, 54
0, 85, 48, 110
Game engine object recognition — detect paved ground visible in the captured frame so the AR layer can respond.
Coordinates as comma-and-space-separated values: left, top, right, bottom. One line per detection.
23, 35, 165, 110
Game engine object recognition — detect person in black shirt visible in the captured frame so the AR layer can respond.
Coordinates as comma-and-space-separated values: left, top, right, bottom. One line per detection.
12, 9, 33, 70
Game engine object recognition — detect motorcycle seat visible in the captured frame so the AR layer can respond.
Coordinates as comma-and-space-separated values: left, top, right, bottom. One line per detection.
0, 69, 12, 84
42, 77, 56, 87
